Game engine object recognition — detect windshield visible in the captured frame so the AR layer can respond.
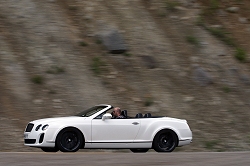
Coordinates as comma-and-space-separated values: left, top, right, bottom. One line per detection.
75, 106, 108, 117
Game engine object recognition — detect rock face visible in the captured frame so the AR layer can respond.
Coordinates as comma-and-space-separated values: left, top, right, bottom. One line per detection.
140, 56, 157, 69
193, 67, 213, 86
240, 75, 250, 85
226, 7, 239, 13
98, 28, 127, 54
238, 17, 248, 24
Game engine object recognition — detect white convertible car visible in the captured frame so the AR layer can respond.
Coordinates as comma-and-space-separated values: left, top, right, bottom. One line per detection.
24, 104, 192, 153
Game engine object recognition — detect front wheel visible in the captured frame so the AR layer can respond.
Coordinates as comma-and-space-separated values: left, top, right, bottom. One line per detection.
56, 127, 83, 152
41, 147, 59, 152
130, 148, 149, 153
153, 130, 178, 152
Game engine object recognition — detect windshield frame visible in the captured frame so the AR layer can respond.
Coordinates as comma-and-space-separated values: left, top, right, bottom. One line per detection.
75, 105, 113, 117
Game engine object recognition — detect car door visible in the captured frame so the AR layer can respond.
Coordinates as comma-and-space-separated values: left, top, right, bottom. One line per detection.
91, 118, 141, 143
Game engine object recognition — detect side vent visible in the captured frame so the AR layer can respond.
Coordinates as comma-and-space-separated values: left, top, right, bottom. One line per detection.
39, 133, 45, 143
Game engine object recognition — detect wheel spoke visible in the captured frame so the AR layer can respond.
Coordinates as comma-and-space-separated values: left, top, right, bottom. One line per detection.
66, 142, 71, 149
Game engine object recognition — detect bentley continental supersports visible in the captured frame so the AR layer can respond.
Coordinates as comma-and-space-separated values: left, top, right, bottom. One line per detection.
24, 104, 192, 153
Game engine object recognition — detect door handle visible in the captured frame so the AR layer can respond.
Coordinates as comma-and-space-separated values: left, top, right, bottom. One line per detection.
132, 122, 139, 125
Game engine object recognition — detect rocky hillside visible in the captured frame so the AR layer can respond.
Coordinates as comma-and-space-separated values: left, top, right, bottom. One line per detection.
0, 0, 249, 152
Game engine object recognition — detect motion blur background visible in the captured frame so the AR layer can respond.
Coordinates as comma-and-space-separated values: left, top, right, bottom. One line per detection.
0, 0, 250, 152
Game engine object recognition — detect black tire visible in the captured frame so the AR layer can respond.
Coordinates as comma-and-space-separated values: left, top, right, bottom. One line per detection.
41, 147, 59, 152
153, 129, 178, 152
130, 148, 149, 153
56, 127, 83, 152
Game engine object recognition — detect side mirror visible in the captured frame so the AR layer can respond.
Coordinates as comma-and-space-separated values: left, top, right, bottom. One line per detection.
102, 113, 112, 121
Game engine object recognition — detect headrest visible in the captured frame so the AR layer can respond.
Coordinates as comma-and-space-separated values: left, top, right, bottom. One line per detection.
135, 113, 143, 118
121, 110, 128, 118
144, 113, 151, 118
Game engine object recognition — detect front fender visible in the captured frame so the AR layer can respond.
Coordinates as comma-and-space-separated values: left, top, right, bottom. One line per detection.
48, 124, 87, 143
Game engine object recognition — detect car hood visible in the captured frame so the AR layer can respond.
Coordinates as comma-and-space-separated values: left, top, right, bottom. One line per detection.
30, 116, 85, 124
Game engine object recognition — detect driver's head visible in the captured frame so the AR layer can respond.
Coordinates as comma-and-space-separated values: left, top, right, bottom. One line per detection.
112, 107, 121, 117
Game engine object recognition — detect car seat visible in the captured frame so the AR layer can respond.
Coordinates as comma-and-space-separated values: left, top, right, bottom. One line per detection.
135, 113, 143, 118
143, 113, 151, 118
121, 110, 128, 118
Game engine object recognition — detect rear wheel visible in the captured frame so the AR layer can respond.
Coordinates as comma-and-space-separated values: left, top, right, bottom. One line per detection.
56, 127, 83, 152
41, 147, 59, 152
130, 148, 149, 153
153, 129, 178, 152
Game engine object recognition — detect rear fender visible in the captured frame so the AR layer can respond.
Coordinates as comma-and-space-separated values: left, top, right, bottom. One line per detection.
151, 127, 180, 143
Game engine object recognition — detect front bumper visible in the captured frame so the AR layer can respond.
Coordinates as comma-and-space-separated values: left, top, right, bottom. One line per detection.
24, 127, 57, 148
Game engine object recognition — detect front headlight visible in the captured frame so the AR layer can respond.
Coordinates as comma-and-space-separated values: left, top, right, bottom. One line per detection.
42, 124, 49, 131
35, 124, 42, 131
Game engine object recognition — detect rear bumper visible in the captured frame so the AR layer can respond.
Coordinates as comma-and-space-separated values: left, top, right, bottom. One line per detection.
178, 139, 192, 146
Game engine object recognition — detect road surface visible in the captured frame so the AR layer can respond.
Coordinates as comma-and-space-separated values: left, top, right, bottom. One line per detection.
0, 152, 249, 166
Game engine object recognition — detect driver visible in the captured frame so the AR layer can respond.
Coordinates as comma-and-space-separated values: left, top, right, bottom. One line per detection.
112, 107, 125, 119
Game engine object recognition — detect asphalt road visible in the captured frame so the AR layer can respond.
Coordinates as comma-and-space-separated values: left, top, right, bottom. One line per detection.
0, 152, 249, 166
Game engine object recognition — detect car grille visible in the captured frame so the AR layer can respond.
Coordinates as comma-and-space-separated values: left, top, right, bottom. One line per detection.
25, 139, 36, 144
25, 123, 34, 132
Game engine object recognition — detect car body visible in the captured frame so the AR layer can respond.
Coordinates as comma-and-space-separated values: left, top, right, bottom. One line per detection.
24, 104, 192, 152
